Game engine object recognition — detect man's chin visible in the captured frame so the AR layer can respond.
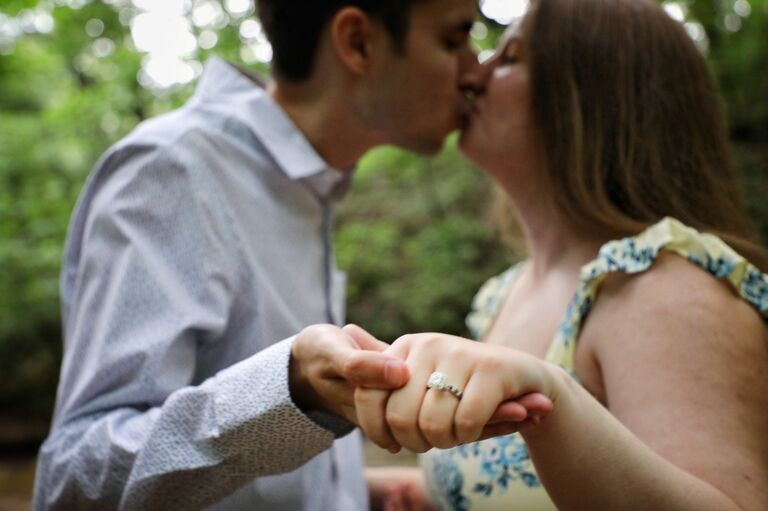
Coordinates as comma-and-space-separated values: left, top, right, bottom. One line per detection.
403, 134, 449, 156
456, 129, 475, 158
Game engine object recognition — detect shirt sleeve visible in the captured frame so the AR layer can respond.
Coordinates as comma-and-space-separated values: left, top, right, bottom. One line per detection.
34, 144, 345, 510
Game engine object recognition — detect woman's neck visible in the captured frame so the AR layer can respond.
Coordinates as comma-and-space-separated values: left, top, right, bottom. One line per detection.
509, 188, 604, 282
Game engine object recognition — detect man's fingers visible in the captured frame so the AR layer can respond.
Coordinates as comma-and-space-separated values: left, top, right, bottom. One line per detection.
477, 414, 544, 441
343, 323, 390, 352
338, 325, 410, 388
488, 393, 554, 424
342, 350, 409, 388
514, 392, 553, 417
487, 400, 527, 424
338, 403, 359, 426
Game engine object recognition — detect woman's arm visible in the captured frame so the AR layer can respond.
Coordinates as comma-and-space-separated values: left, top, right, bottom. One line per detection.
523, 252, 768, 511
354, 254, 768, 511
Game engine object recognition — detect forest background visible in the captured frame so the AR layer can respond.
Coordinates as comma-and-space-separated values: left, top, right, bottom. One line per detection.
0, 0, 766, 439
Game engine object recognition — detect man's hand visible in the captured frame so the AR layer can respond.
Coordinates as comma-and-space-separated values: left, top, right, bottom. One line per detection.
289, 324, 410, 424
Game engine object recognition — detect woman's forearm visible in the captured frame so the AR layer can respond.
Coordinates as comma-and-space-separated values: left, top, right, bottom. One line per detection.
522, 368, 744, 511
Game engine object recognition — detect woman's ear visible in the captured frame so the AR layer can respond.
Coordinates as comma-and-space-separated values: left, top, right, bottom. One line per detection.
330, 7, 376, 75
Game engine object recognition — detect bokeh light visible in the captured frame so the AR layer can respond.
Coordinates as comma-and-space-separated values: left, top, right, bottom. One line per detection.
480, 0, 528, 24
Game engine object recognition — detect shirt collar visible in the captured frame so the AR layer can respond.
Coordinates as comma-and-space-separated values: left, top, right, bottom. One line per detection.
194, 57, 351, 199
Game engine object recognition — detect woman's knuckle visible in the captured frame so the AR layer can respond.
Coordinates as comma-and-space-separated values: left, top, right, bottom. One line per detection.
386, 410, 412, 432
455, 415, 481, 435
419, 416, 448, 438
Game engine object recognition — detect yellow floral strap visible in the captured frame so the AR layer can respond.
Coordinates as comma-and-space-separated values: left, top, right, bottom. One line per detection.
545, 217, 768, 371
466, 264, 523, 340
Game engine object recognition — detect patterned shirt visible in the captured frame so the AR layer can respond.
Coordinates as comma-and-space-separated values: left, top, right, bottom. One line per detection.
34, 57, 367, 511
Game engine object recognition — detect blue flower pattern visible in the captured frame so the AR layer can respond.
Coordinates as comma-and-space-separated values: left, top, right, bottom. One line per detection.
430, 450, 471, 511
741, 268, 768, 314
430, 433, 540, 510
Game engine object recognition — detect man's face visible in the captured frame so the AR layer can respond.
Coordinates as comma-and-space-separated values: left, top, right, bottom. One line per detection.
361, 0, 478, 155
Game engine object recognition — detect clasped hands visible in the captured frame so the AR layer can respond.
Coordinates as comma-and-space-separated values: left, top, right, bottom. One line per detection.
290, 324, 555, 453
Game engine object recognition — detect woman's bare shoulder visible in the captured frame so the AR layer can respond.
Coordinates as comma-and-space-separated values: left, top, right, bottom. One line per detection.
588, 250, 763, 336
577, 250, 768, 508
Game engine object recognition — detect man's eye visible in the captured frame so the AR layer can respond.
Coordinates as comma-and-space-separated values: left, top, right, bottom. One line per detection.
443, 37, 467, 51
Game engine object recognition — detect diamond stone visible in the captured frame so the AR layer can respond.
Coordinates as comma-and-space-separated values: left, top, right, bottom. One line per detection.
427, 372, 447, 390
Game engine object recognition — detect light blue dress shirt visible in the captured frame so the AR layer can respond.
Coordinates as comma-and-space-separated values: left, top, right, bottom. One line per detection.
34, 57, 367, 510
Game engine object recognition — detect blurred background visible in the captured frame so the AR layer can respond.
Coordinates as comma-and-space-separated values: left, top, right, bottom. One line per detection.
0, 0, 766, 507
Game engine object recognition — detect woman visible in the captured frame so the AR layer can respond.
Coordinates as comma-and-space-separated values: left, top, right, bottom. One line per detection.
356, 0, 768, 509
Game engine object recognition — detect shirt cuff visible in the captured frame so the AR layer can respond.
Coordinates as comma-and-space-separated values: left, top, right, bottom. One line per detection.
214, 336, 355, 444
303, 408, 356, 438
281, 335, 357, 438
213, 337, 336, 457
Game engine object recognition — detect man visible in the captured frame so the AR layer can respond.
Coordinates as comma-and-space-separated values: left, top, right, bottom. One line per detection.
34, 0, 482, 509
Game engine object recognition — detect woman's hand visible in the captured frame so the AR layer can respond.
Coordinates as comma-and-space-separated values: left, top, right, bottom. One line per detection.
347, 326, 558, 453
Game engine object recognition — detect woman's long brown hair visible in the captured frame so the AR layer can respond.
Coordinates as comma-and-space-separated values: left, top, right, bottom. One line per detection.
512, 0, 767, 269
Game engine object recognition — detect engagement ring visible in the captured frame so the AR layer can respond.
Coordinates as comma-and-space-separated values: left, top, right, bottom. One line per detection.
426, 371, 463, 399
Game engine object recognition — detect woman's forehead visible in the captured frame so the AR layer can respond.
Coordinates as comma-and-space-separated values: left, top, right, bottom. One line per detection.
501, 20, 523, 43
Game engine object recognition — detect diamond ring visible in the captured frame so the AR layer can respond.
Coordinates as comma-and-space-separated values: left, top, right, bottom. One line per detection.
426, 371, 463, 399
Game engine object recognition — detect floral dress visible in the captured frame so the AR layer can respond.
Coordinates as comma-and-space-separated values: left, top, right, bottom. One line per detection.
419, 217, 768, 511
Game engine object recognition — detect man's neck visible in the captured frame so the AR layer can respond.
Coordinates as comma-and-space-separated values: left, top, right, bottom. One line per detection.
268, 80, 379, 171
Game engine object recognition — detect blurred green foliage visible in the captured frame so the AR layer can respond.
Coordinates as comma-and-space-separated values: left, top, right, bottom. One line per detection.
0, 0, 766, 423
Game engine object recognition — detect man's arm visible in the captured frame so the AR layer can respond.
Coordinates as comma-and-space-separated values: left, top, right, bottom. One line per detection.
34, 145, 407, 510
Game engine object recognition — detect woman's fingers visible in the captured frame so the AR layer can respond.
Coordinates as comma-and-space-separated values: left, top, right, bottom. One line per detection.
356, 387, 400, 453
385, 362, 433, 453
453, 369, 508, 444
355, 334, 414, 453
357, 333, 554, 453
417, 361, 473, 449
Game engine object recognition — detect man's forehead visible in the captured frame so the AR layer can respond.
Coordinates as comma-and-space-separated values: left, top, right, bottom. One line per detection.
410, 0, 478, 25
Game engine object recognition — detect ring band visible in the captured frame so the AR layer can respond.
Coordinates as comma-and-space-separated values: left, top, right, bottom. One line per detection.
427, 371, 463, 399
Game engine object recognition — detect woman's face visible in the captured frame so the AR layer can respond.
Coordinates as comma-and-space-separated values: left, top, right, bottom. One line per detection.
459, 23, 539, 185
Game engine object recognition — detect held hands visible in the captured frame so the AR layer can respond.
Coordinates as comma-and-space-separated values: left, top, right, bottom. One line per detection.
347, 326, 556, 453
288, 323, 554, 453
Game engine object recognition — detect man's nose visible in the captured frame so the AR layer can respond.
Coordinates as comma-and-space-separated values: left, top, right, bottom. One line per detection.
458, 47, 490, 95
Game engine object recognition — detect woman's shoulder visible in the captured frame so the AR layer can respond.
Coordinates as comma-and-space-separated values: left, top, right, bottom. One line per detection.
581, 217, 768, 320
594, 249, 757, 324
577, 229, 768, 406
579, 217, 768, 367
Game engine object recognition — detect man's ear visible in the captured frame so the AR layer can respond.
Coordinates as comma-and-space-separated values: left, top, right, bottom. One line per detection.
330, 7, 377, 75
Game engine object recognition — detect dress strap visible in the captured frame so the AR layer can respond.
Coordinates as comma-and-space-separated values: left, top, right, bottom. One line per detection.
466, 263, 523, 340
545, 217, 768, 371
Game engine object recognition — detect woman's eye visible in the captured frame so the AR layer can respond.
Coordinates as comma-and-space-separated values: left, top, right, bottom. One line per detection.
500, 54, 519, 65
499, 40, 522, 65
